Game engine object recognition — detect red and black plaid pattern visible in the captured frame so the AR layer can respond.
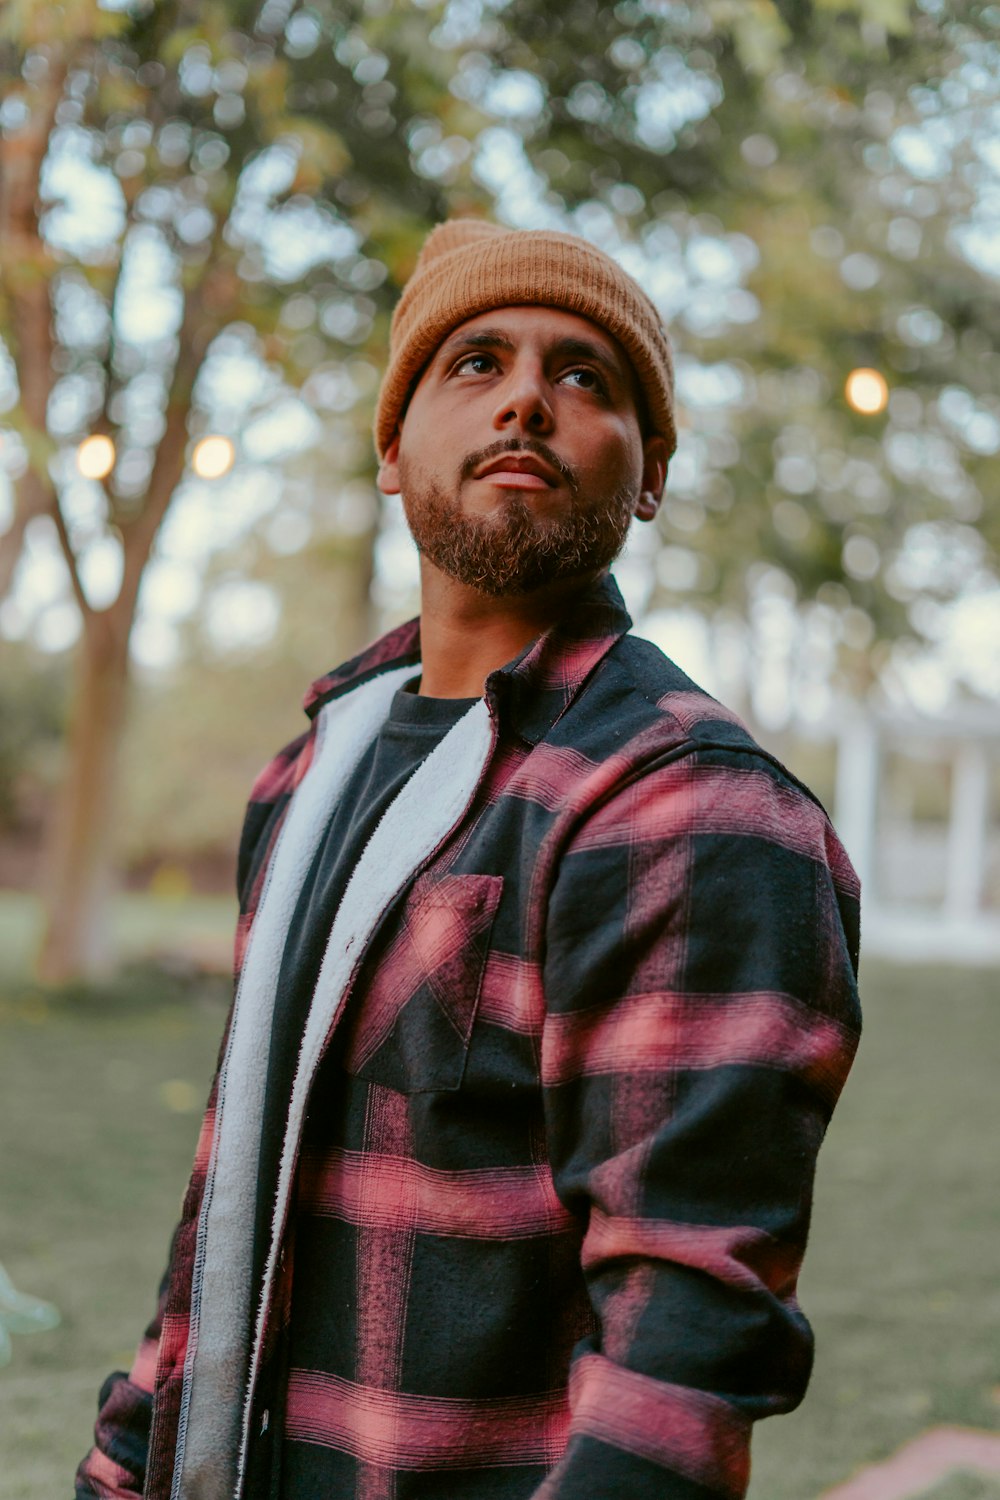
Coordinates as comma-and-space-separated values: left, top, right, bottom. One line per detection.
77, 573, 860, 1500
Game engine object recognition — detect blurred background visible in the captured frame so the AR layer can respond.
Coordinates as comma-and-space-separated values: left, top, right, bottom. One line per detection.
1, 1, 998, 1496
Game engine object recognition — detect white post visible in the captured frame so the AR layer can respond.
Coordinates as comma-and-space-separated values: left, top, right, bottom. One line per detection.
945, 740, 990, 922
834, 711, 879, 900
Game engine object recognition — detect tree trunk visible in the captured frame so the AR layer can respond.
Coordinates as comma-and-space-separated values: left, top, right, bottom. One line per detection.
0, 503, 33, 603
36, 614, 132, 985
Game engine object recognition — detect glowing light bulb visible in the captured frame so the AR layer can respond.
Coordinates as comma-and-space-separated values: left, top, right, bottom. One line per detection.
845, 368, 888, 415
192, 435, 235, 479
77, 434, 116, 479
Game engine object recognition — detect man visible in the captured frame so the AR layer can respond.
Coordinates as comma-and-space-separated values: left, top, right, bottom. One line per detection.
77, 219, 861, 1500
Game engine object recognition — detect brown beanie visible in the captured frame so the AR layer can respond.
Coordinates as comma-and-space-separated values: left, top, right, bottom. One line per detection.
373, 219, 676, 460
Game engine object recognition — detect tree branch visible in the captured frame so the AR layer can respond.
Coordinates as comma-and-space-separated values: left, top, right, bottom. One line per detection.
48, 487, 94, 623
115, 278, 205, 624
93, 12, 183, 515
0, 62, 70, 603
115, 205, 245, 620
0, 495, 34, 602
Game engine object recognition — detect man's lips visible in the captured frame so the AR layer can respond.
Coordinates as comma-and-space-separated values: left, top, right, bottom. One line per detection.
474, 454, 559, 489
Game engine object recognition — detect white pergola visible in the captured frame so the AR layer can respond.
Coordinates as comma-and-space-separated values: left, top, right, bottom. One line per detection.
833, 702, 1000, 966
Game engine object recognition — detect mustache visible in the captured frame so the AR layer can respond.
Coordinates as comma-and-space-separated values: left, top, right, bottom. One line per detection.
459, 437, 578, 494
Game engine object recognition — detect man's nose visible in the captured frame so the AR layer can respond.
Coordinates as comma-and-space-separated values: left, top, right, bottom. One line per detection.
491, 359, 554, 435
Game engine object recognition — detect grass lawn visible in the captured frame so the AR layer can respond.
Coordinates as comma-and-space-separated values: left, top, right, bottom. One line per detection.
0, 894, 997, 1499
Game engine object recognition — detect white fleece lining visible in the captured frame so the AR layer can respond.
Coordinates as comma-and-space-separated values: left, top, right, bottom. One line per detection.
173, 663, 416, 1500
173, 668, 495, 1500
237, 692, 494, 1489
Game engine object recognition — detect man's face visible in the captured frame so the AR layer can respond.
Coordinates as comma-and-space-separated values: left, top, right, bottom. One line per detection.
377, 305, 668, 597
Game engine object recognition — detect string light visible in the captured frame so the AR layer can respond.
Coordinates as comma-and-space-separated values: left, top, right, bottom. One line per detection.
192, 435, 235, 479
845, 368, 889, 415
77, 434, 116, 479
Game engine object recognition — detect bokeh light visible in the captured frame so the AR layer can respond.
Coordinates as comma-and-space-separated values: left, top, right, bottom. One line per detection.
845, 368, 889, 415
191, 435, 235, 479
76, 434, 116, 479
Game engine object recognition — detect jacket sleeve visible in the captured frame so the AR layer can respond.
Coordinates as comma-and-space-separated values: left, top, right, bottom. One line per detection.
74, 1255, 172, 1499
535, 745, 861, 1500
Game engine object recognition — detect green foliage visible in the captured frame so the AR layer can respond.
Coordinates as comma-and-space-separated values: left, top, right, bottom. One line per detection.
0, 0, 127, 48
1, 0, 998, 694
711, 1, 793, 75
480, 0, 999, 663
814, 0, 914, 36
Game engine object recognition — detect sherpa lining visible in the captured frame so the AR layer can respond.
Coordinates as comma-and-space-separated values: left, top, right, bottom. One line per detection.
171, 664, 494, 1500
173, 664, 413, 1500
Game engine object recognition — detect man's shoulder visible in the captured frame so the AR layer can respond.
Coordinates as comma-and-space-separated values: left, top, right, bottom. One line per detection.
562, 627, 836, 816
558, 632, 859, 916
565, 628, 763, 760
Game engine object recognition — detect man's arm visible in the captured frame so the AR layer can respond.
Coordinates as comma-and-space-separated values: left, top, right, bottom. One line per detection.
538, 744, 861, 1499
74, 1261, 169, 1499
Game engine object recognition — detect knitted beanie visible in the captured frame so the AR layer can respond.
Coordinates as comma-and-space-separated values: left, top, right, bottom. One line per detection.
373, 218, 676, 459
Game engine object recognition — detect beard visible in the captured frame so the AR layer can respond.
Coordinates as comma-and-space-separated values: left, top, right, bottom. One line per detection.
398, 440, 638, 597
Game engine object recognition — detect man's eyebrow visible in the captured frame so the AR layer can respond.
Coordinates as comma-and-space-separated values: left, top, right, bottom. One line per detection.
437, 328, 516, 359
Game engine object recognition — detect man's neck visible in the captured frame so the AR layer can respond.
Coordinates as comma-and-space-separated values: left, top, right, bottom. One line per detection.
415, 561, 603, 698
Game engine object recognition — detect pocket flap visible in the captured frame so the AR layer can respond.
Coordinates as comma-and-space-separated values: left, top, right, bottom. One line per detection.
343, 873, 504, 1093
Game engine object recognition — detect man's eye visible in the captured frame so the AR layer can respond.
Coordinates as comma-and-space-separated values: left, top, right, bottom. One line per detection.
455, 354, 495, 375
562, 367, 604, 392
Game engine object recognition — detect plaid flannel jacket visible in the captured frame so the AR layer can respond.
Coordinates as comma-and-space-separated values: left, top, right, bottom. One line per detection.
77, 572, 861, 1500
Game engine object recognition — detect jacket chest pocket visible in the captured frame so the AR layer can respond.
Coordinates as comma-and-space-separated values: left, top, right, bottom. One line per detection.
340, 872, 503, 1094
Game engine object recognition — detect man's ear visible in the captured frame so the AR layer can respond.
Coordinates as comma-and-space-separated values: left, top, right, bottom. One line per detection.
634, 435, 669, 522
377, 434, 401, 495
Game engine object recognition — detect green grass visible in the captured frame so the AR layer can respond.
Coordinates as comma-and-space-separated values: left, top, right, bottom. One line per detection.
748, 960, 1000, 1498
0, 901, 997, 1499
0, 889, 237, 979
921, 1482, 1000, 1500
0, 962, 230, 1500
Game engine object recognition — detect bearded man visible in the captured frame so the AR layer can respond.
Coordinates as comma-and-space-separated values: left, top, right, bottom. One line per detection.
77, 219, 861, 1500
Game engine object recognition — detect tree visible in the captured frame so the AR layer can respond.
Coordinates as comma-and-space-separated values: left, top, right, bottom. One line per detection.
0, 0, 485, 980
1, 0, 997, 978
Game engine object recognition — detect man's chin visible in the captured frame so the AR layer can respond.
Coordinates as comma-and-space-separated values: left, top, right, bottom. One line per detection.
439, 570, 584, 600
419, 538, 619, 598
403, 480, 634, 598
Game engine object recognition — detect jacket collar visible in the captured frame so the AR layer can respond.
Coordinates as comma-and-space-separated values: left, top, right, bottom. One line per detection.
303, 570, 633, 746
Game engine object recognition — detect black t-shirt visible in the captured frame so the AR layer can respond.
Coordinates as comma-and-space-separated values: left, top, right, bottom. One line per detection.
252, 678, 480, 1288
